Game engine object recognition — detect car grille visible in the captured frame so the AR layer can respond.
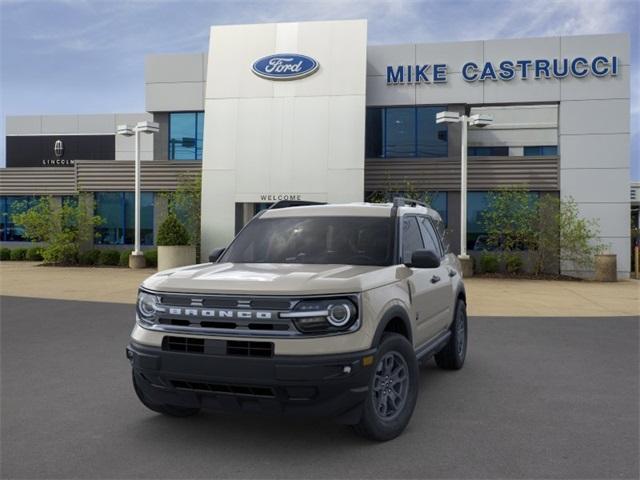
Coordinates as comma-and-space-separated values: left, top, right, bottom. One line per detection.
162, 336, 274, 358
171, 380, 275, 398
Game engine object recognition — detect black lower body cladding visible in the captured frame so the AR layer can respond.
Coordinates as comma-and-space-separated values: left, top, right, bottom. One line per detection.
127, 341, 377, 423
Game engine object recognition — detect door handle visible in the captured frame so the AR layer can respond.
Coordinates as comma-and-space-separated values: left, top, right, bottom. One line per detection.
430, 275, 441, 284
448, 268, 457, 277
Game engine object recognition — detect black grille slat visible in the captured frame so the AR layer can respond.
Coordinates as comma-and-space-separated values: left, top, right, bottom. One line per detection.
227, 340, 274, 358
162, 336, 204, 353
171, 380, 275, 398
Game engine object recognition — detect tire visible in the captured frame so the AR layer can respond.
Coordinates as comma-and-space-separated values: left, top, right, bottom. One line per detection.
132, 371, 200, 417
434, 300, 467, 370
353, 333, 419, 441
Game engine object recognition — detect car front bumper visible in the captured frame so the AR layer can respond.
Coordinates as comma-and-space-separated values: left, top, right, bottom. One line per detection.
127, 341, 377, 423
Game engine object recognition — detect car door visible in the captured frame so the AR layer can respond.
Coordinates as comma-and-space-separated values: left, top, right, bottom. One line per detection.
418, 216, 454, 332
400, 216, 448, 347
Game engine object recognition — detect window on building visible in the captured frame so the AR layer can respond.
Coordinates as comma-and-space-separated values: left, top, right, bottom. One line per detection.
0, 196, 38, 242
467, 146, 509, 156
365, 106, 448, 158
169, 112, 204, 160
94, 192, 154, 245
523, 146, 558, 156
428, 192, 448, 227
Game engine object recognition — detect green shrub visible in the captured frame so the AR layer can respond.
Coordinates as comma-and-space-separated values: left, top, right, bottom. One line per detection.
504, 253, 523, 274
0, 248, 10, 261
144, 249, 158, 268
10, 248, 27, 261
479, 252, 500, 273
26, 247, 43, 261
157, 214, 190, 246
119, 250, 130, 267
79, 249, 101, 266
98, 249, 120, 266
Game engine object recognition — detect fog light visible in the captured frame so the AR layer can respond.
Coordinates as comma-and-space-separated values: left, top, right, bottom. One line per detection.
362, 355, 374, 367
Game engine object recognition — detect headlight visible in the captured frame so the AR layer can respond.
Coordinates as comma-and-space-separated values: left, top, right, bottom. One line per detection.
281, 297, 358, 334
136, 290, 160, 326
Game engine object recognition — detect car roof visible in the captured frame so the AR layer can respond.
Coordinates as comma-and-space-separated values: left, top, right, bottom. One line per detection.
260, 202, 443, 222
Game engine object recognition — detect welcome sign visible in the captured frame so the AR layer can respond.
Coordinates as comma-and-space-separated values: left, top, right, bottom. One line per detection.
386, 55, 620, 84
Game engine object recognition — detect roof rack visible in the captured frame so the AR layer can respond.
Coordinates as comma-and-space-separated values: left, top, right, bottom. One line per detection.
392, 197, 429, 208
268, 200, 327, 210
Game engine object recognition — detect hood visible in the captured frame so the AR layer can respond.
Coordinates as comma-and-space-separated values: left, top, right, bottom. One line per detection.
142, 262, 400, 295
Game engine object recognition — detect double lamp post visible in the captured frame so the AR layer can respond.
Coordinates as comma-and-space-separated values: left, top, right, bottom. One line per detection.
116, 121, 159, 269
436, 111, 493, 273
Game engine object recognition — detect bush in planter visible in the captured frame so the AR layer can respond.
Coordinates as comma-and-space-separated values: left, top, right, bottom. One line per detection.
10, 248, 27, 260
479, 252, 500, 273
157, 214, 189, 246
98, 249, 120, 266
26, 247, 43, 261
79, 249, 101, 266
119, 250, 131, 267
144, 249, 158, 267
0, 248, 10, 261
504, 253, 523, 274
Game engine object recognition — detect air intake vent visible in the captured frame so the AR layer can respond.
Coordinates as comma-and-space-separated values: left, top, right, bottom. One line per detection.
171, 380, 275, 398
162, 336, 204, 353
227, 340, 274, 358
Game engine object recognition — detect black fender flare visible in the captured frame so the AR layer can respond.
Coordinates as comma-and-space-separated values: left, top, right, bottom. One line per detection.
371, 305, 413, 348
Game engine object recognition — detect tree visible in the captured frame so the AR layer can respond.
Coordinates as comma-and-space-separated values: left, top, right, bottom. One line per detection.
157, 214, 190, 246
480, 187, 536, 252
11, 197, 103, 265
165, 173, 201, 246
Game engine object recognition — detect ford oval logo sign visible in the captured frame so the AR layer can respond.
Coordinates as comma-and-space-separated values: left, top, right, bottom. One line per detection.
252, 54, 319, 80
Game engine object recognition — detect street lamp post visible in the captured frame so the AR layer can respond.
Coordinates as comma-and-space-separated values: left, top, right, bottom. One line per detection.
116, 121, 159, 268
436, 111, 493, 274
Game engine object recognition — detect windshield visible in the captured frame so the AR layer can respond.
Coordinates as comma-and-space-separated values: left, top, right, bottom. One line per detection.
220, 216, 393, 266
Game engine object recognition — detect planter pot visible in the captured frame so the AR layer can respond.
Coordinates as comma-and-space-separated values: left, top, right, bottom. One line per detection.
594, 254, 617, 282
158, 245, 196, 272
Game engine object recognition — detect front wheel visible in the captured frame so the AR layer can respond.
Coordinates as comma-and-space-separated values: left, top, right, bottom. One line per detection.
132, 372, 200, 417
434, 299, 467, 370
353, 333, 419, 441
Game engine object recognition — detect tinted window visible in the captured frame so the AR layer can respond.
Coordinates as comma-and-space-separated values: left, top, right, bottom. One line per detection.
386, 108, 415, 157
365, 108, 384, 158
417, 107, 448, 157
221, 216, 393, 266
468, 146, 509, 156
0, 196, 39, 241
418, 217, 442, 257
524, 145, 558, 156
401, 217, 424, 263
95, 192, 154, 245
169, 112, 204, 160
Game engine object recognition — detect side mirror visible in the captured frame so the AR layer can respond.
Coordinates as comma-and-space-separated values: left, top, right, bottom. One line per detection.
406, 249, 440, 269
208, 247, 225, 263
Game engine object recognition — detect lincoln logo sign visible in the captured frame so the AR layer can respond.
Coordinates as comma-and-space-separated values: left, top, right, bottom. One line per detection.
252, 54, 319, 80
54, 139, 64, 158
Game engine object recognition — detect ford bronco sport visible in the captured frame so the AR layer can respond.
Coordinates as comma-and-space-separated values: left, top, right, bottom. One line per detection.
127, 199, 467, 441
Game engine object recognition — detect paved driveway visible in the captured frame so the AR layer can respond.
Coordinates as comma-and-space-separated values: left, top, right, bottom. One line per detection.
1, 296, 638, 479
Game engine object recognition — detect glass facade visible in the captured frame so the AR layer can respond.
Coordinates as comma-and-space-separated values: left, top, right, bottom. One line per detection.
0, 196, 38, 241
524, 146, 558, 156
468, 146, 509, 156
94, 192, 154, 245
428, 192, 448, 227
169, 112, 204, 160
365, 106, 448, 158
467, 191, 540, 251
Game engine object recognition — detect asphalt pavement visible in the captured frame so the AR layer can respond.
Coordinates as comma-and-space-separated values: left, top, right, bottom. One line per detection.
1, 296, 638, 479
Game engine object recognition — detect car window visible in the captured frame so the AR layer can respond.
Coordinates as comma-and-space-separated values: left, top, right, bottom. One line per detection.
401, 216, 424, 263
220, 216, 393, 266
418, 216, 443, 257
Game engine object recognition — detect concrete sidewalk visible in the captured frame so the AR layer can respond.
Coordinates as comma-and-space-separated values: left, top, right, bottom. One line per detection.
0, 261, 638, 317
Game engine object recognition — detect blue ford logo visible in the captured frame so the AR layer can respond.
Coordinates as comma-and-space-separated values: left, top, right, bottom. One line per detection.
252, 54, 319, 80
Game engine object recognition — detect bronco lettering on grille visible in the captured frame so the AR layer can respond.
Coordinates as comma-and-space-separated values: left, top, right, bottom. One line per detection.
158, 307, 273, 320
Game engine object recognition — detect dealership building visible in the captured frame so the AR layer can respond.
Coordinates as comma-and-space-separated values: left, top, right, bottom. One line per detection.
0, 20, 632, 277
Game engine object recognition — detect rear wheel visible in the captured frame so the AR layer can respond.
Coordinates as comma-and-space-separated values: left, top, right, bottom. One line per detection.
434, 300, 467, 370
132, 372, 200, 417
353, 333, 418, 441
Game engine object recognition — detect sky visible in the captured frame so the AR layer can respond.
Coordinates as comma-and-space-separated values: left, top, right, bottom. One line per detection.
1, 0, 638, 178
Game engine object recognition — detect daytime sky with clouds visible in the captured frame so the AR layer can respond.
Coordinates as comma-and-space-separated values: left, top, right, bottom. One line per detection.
1, 0, 638, 177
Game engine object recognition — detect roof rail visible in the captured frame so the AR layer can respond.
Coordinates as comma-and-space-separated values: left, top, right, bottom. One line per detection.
268, 200, 327, 210
392, 197, 429, 208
